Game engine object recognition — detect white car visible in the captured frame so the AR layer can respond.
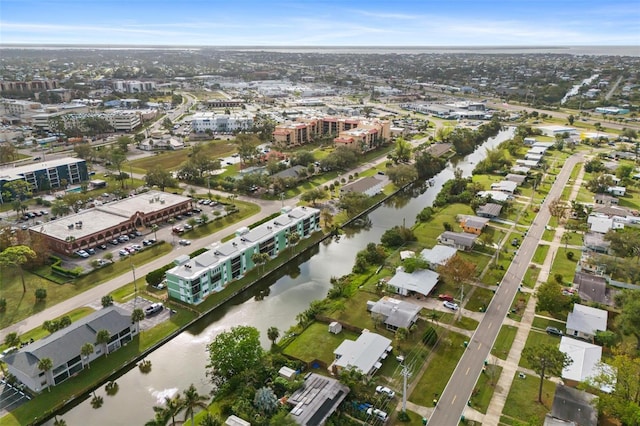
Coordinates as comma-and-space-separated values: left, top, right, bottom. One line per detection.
118, 249, 129, 257
366, 407, 388, 422
75, 250, 89, 258
443, 301, 459, 310
178, 239, 191, 246
375, 386, 395, 398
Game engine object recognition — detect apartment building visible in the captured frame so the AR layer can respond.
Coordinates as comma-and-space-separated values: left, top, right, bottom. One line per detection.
33, 110, 142, 132
272, 116, 390, 149
165, 206, 320, 305
112, 80, 157, 93
0, 80, 59, 93
190, 112, 254, 133
0, 157, 88, 194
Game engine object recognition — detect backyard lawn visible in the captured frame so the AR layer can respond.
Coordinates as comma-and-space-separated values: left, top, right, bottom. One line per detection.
282, 322, 360, 364
501, 373, 557, 426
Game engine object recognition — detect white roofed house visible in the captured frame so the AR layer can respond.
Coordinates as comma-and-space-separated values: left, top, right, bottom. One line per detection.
331, 330, 392, 377
566, 304, 608, 342
420, 245, 457, 269
490, 180, 518, 194
386, 266, 440, 297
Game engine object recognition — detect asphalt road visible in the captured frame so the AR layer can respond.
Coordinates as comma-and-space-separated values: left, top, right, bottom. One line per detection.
428, 152, 584, 425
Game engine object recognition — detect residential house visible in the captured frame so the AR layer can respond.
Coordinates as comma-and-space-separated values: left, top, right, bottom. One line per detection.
607, 186, 626, 197
574, 272, 610, 305
476, 203, 503, 218
272, 165, 307, 180
490, 181, 518, 194
544, 385, 597, 426
587, 215, 616, 234
583, 231, 611, 254
367, 297, 421, 332
437, 231, 477, 251
138, 132, 185, 151
225, 415, 251, 426
559, 337, 613, 391
165, 206, 320, 305
340, 176, 384, 197
424, 143, 453, 158
510, 165, 531, 175
459, 216, 490, 234
525, 153, 544, 162
566, 304, 608, 342
386, 267, 440, 296
504, 174, 527, 184
3, 306, 138, 393
332, 331, 392, 377
420, 245, 457, 269
594, 193, 619, 206
515, 159, 540, 168
476, 190, 513, 203
287, 373, 349, 426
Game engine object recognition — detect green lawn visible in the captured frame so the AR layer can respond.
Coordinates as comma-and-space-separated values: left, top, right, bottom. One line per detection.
519, 330, 562, 369
491, 325, 518, 360
501, 373, 557, 426
438, 312, 479, 331
508, 292, 530, 322
409, 329, 468, 406
550, 249, 579, 285
282, 322, 360, 364
471, 364, 503, 414
541, 228, 555, 242
128, 140, 237, 173
522, 266, 541, 289
531, 316, 566, 331
413, 203, 474, 244
465, 287, 495, 312
532, 245, 550, 264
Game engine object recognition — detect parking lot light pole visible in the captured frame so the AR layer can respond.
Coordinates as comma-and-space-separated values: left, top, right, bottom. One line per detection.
130, 260, 137, 308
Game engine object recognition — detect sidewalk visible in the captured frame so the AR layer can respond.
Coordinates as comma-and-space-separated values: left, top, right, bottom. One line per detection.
482, 156, 585, 425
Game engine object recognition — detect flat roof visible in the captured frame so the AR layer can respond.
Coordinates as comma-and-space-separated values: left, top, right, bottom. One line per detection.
31, 190, 190, 241
0, 157, 84, 182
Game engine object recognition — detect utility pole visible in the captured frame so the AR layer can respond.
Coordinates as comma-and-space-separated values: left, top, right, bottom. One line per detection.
130, 260, 137, 308
401, 363, 412, 412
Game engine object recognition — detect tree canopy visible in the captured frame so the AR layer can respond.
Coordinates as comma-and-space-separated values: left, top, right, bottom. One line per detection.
522, 344, 573, 403
206, 326, 263, 388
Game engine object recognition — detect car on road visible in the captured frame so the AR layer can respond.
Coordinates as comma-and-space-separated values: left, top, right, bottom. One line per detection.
366, 407, 388, 422
144, 303, 163, 317
178, 239, 191, 246
443, 301, 459, 310
375, 386, 395, 398
172, 226, 184, 234
438, 294, 454, 302
546, 327, 563, 336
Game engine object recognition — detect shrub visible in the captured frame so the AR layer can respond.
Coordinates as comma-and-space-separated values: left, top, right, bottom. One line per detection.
101, 295, 113, 307
566, 251, 574, 260
35, 288, 47, 302
0, 298, 6, 312
554, 273, 564, 285
422, 327, 438, 346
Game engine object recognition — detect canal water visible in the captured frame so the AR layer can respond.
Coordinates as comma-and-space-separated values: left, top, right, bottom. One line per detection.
54, 128, 514, 425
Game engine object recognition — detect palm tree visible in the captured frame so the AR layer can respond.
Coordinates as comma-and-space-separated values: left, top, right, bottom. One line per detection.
155, 395, 183, 426
286, 231, 301, 258
4, 332, 20, 348
53, 416, 67, 426
151, 224, 159, 241
267, 326, 279, 346
37, 357, 53, 392
95, 329, 111, 356
251, 252, 269, 275
81, 342, 94, 369
131, 308, 145, 333
182, 384, 209, 425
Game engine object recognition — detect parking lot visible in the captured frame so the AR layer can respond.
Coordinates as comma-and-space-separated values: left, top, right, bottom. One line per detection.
119, 297, 173, 331
0, 379, 30, 417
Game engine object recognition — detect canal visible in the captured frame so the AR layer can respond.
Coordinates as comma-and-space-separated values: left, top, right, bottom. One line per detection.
55, 128, 514, 425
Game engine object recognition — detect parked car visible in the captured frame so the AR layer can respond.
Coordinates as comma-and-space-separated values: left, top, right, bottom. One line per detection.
183, 224, 193, 230
75, 250, 89, 258
40, 210, 48, 215
546, 327, 563, 336
172, 226, 184, 234
142, 239, 152, 246
178, 239, 191, 246
443, 301, 459, 310
134, 230, 143, 237
131, 244, 142, 251
118, 249, 129, 257
110, 239, 119, 245
366, 407, 388, 422
438, 294, 454, 302
87, 248, 96, 255
375, 386, 395, 398
98, 244, 107, 250
118, 235, 129, 242
144, 303, 163, 317
97, 259, 109, 266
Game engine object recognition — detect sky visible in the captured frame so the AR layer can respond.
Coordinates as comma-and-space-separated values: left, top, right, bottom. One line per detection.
1, 0, 639, 46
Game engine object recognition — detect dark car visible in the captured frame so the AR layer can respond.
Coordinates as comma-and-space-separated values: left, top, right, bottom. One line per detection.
546, 327, 563, 336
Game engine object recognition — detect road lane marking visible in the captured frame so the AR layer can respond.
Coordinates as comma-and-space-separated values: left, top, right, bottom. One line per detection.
488, 322, 493, 329
466, 367, 470, 375
451, 395, 457, 405
477, 343, 482, 351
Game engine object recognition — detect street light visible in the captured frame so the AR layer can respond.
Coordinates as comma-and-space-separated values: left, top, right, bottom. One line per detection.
130, 259, 137, 308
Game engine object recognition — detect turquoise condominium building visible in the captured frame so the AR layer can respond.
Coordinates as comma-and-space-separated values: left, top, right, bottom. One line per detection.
165, 206, 320, 305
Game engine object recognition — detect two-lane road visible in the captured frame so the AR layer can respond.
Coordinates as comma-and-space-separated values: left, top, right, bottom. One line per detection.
429, 153, 584, 425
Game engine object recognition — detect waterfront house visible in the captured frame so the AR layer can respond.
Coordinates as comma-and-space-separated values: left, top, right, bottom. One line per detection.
437, 231, 477, 251
420, 244, 457, 269
386, 266, 440, 297
367, 296, 421, 332
340, 176, 384, 197
332, 331, 392, 377
476, 203, 502, 218
287, 373, 349, 426
459, 216, 490, 234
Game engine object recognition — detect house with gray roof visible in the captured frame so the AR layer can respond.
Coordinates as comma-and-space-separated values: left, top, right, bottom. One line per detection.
272, 165, 307, 180
583, 232, 611, 254
4, 306, 137, 393
287, 373, 349, 426
505, 174, 527, 184
459, 216, 490, 234
566, 304, 608, 342
574, 272, 610, 306
420, 245, 457, 269
437, 231, 477, 251
340, 176, 384, 197
386, 267, 440, 297
476, 203, 503, 218
367, 296, 421, 332
544, 384, 597, 426
332, 331, 392, 377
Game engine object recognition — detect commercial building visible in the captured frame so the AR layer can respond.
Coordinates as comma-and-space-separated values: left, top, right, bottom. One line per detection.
190, 112, 254, 133
33, 110, 143, 132
0, 157, 88, 194
165, 206, 320, 305
3, 306, 137, 393
112, 80, 157, 93
30, 190, 192, 255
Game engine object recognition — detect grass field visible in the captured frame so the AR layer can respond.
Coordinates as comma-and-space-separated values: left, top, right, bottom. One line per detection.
550, 249, 579, 285
471, 364, 503, 413
465, 287, 495, 312
282, 322, 360, 364
0, 242, 172, 329
519, 330, 562, 369
129, 140, 237, 173
501, 373, 557, 425
532, 244, 550, 264
491, 325, 518, 360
